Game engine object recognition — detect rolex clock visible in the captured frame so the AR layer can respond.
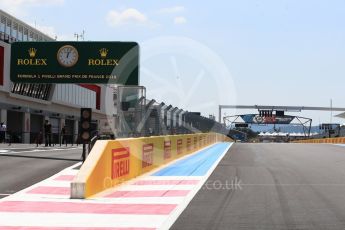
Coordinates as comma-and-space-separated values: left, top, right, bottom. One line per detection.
57, 45, 79, 67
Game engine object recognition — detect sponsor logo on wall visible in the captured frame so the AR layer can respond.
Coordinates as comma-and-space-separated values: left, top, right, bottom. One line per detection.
142, 144, 154, 168
194, 137, 197, 150
240, 114, 295, 124
11, 42, 139, 84
164, 141, 171, 159
187, 138, 191, 151
111, 147, 130, 179
177, 139, 183, 155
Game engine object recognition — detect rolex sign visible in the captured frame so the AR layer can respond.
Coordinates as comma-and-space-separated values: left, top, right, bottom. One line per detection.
10, 42, 139, 85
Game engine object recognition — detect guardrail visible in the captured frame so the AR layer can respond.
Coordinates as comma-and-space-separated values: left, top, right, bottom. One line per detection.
71, 133, 232, 199
292, 137, 345, 144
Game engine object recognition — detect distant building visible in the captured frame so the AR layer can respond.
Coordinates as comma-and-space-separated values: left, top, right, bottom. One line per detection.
0, 9, 115, 143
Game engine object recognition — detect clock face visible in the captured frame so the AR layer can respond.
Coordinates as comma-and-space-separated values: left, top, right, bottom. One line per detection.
57, 45, 79, 67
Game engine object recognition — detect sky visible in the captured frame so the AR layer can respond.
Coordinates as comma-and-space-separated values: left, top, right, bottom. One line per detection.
1, 0, 345, 125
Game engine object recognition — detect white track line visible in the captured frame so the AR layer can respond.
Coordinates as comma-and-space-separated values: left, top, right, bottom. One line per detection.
0, 213, 166, 228
0, 147, 81, 155
115, 185, 196, 191
34, 180, 71, 188
159, 142, 233, 230
6, 196, 185, 204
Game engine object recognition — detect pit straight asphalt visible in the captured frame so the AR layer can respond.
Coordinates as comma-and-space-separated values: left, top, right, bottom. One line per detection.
172, 143, 345, 230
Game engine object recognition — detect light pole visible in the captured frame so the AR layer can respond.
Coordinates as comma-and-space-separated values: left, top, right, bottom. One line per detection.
74, 30, 85, 41
330, 98, 333, 123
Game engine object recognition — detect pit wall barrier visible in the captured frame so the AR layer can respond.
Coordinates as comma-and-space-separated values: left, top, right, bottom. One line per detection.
71, 133, 232, 199
292, 137, 345, 144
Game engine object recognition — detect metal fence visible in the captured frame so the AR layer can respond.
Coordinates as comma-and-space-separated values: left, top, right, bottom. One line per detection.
116, 86, 229, 138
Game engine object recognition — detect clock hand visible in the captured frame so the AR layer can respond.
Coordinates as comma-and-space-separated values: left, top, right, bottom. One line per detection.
66, 51, 70, 58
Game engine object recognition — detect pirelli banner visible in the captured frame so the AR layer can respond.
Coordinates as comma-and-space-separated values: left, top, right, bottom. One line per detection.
10, 41, 139, 84
71, 133, 233, 198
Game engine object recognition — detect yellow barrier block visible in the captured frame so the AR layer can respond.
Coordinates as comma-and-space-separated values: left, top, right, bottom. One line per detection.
71, 133, 233, 199
292, 137, 345, 144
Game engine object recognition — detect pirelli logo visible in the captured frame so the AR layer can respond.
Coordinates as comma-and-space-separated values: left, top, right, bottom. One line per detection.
164, 141, 171, 159
177, 139, 183, 155
111, 147, 130, 179
142, 144, 154, 168
187, 138, 191, 151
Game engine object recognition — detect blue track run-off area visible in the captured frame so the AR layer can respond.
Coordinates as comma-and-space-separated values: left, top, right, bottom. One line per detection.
153, 142, 232, 176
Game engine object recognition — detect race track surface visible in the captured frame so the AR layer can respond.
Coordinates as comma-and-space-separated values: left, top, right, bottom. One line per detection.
172, 143, 345, 230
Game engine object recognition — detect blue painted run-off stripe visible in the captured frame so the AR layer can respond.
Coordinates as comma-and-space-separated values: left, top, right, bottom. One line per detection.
153, 142, 232, 176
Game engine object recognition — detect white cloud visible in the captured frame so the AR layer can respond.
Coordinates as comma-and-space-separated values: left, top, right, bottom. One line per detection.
28, 23, 57, 38
56, 34, 75, 41
0, 0, 64, 17
174, 16, 187, 25
106, 8, 150, 27
28, 23, 75, 41
158, 6, 185, 14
